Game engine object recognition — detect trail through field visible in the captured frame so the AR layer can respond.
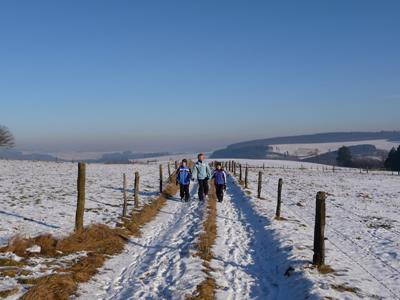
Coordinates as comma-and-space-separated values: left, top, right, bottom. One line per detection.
210, 175, 318, 300
76, 184, 205, 300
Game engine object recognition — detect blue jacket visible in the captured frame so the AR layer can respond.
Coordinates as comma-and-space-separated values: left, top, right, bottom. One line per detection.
212, 169, 227, 185
192, 160, 212, 180
176, 166, 191, 185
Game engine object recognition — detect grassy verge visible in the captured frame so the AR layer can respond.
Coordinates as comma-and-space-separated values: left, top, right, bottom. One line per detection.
1, 176, 179, 300
187, 181, 217, 300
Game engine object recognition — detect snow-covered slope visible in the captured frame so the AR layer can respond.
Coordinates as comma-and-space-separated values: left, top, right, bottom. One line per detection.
1, 159, 399, 299
227, 159, 400, 299
0, 160, 165, 245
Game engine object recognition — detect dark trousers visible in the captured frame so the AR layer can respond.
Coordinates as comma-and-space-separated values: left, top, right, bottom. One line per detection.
180, 184, 190, 202
198, 179, 209, 201
215, 184, 224, 202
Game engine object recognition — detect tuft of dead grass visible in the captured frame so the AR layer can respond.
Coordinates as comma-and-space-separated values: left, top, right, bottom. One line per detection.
1, 235, 31, 257
318, 264, 335, 274
56, 224, 127, 255
0, 287, 19, 298
0, 258, 25, 267
14, 174, 180, 300
20, 274, 76, 300
187, 277, 217, 300
331, 283, 361, 294
188, 182, 217, 300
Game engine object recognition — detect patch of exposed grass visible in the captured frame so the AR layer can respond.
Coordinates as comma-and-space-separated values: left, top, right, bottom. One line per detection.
7, 176, 180, 300
188, 182, 217, 300
318, 264, 335, 274
331, 283, 361, 294
0, 258, 24, 267
0, 287, 19, 298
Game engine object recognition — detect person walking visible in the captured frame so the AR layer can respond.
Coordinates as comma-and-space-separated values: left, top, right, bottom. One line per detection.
176, 159, 191, 202
212, 162, 227, 202
191, 153, 212, 201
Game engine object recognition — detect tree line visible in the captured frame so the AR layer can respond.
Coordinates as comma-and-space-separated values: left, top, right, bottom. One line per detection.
0, 126, 14, 148
337, 145, 400, 173
384, 147, 400, 174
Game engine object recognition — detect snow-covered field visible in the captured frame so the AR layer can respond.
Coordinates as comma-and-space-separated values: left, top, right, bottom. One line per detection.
1, 158, 399, 299
229, 159, 400, 299
271, 139, 399, 158
0, 160, 169, 245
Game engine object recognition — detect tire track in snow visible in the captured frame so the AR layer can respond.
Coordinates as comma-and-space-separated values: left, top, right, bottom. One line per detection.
76, 184, 205, 300
211, 175, 317, 300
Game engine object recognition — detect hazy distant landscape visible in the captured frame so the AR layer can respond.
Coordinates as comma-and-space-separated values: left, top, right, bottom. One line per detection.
1, 1, 400, 299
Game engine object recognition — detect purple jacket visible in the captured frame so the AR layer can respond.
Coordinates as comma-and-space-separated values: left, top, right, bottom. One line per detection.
212, 169, 227, 185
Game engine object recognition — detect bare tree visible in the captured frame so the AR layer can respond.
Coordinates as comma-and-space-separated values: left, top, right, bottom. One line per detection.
0, 126, 14, 147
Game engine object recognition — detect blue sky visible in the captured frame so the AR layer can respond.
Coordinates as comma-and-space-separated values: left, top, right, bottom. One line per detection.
1, 0, 399, 153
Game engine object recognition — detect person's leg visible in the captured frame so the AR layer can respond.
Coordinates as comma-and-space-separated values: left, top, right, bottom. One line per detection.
204, 180, 209, 197
216, 184, 223, 202
198, 180, 205, 201
184, 184, 190, 202
180, 184, 185, 200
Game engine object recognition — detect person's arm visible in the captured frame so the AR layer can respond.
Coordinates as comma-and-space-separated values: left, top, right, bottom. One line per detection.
223, 171, 227, 190
206, 164, 212, 179
191, 164, 197, 181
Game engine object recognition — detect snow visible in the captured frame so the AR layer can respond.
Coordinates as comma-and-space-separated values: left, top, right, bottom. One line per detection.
1, 158, 399, 299
229, 159, 400, 299
0, 160, 166, 245
75, 184, 205, 299
271, 139, 399, 158
211, 180, 319, 299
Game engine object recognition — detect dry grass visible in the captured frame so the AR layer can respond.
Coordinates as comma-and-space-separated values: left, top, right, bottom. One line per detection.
4, 176, 180, 300
0, 287, 19, 298
0, 258, 24, 267
188, 182, 217, 300
20, 274, 76, 300
0, 258, 30, 277
331, 283, 361, 294
188, 277, 217, 300
1, 235, 31, 257
318, 264, 335, 274
56, 224, 127, 255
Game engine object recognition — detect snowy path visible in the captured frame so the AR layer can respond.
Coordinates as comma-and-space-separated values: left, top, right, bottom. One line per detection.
211, 175, 318, 300
76, 184, 205, 300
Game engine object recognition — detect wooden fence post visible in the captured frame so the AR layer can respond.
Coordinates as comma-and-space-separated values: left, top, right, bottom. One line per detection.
233, 161, 237, 176
168, 163, 172, 182
263, 163, 265, 170
276, 178, 283, 219
134, 171, 140, 208
257, 171, 262, 199
159, 164, 163, 193
313, 191, 326, 266
175, 161, 178, 170
75, 162, 86, 232
245, 165, 249, 188
122, 173, 128, 217
239, 164, 242, 182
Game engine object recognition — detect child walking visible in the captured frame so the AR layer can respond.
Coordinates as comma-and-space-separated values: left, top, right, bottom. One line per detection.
176, 159, 191, 202
212, 162, 227, 202
191, 153, 212, 201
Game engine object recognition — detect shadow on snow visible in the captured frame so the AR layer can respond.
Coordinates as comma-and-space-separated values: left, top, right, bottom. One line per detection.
224, 176, 318, 299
